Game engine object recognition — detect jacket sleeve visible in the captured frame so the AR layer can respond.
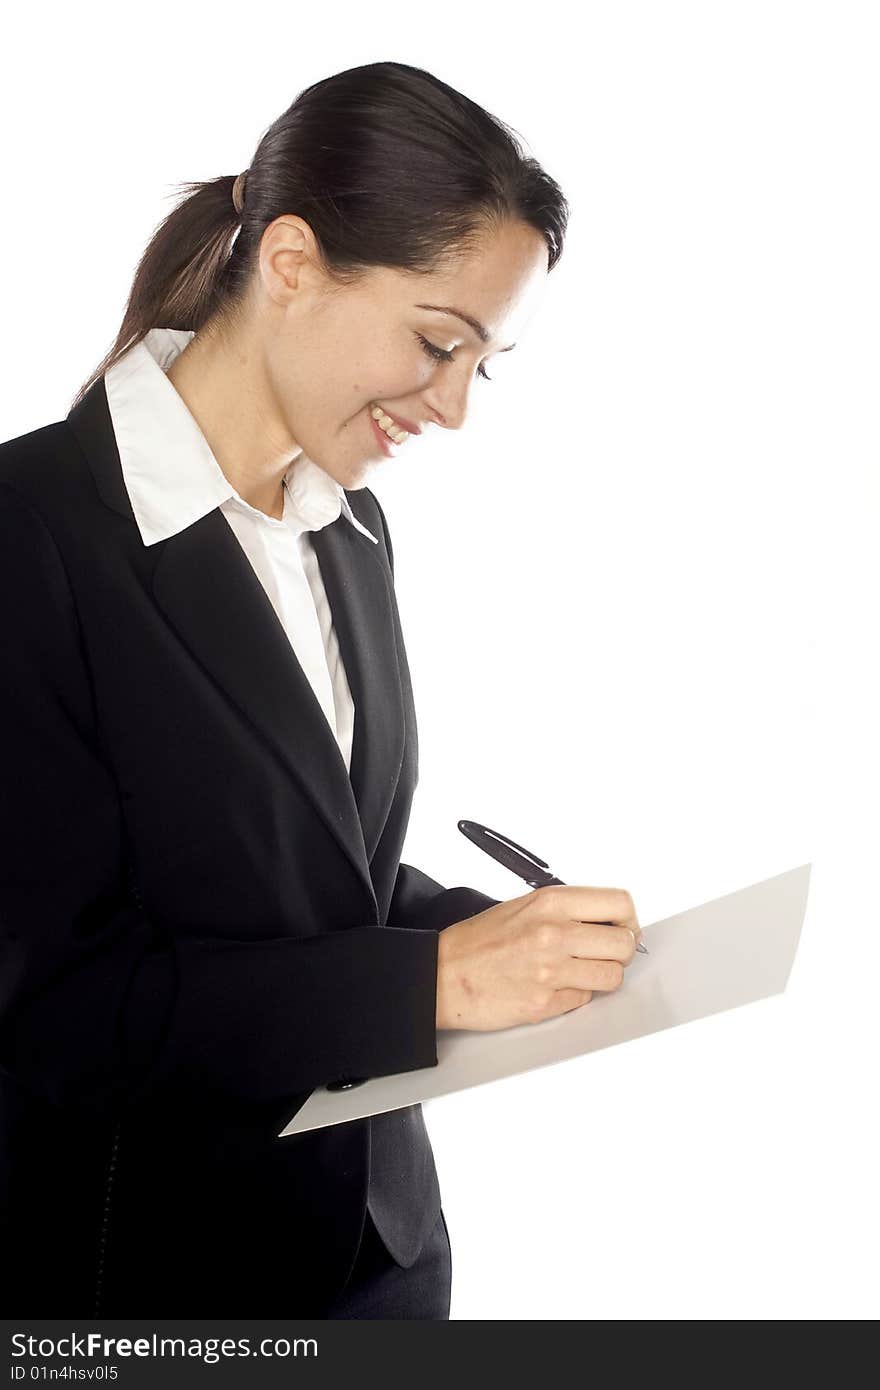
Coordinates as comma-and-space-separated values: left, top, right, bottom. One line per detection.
367, 489, 502, 936
388, 861, 501, 933
0, 482, 442, 1117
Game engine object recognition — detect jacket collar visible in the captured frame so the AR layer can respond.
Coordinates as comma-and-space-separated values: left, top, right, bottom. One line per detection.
66, 376, 403, 917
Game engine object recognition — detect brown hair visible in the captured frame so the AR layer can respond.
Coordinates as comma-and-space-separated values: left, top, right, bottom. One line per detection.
70, 60, 570, 412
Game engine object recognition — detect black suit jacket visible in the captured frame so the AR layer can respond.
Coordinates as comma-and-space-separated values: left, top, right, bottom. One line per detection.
0, 377, 498, 1316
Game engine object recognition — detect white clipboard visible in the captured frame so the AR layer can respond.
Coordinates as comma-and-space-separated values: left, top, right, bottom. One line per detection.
278, 862, 810, 1137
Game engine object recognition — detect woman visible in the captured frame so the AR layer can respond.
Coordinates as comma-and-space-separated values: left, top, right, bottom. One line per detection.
0, 60, 641, 1318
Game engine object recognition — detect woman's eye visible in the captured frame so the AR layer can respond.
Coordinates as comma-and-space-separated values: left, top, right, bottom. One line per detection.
414, 332, 493, 382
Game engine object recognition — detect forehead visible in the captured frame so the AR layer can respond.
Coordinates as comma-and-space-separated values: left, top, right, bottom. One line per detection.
371, 221, 549, 350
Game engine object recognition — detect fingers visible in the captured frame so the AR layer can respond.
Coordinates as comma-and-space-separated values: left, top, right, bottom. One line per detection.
568, 921, 638, 964
532, 958, 624, 1025
523, 895, 641, 967
530, 884, 641, 950
535, 883, 638, 930
558, 956, 626, 993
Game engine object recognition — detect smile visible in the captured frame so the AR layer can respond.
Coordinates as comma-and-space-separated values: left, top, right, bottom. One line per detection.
369, 404, 411, 444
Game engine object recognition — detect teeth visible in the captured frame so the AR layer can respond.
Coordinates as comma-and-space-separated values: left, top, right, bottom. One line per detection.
371, 404, 409, 444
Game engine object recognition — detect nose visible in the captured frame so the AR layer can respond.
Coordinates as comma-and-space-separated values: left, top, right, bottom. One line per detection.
425, 376, 473, 431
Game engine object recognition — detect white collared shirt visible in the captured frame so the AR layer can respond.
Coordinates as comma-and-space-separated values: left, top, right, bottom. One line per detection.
104, 327, 379, 775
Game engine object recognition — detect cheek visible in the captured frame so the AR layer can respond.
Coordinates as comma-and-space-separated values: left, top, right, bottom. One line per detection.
345, 384, 373, 419
360, 327, 415, 383
342, 336, 420, 414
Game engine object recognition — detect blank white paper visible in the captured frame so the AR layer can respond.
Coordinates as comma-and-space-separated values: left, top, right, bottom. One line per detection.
278, 862, 810, 1137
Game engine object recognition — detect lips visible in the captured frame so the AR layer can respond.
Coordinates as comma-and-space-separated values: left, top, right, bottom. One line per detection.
372, 405, 422, 436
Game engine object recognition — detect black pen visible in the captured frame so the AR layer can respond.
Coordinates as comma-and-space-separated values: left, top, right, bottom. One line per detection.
457, 819, 648, 953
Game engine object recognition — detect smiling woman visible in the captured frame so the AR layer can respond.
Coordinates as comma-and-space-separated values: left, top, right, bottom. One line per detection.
0, 59, 570, 1321
68, 61, 566, 511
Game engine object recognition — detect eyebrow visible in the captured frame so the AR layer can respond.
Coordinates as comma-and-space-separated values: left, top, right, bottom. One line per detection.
414, 303, 516, 352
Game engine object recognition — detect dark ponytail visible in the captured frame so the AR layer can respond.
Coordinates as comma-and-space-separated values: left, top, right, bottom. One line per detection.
70, 61, 570, 412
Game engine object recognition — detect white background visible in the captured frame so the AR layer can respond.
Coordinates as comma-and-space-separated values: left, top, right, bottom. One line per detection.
2, 1, 876, 1320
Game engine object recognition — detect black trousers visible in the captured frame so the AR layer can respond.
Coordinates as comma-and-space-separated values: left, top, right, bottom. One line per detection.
325, 1206, 452, 1319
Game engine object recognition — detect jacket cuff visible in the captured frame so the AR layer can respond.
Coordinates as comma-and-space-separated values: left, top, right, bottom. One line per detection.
408, 886, 502, 934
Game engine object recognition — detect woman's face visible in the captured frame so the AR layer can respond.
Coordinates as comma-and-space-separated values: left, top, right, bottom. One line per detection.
257, 216, 549, 489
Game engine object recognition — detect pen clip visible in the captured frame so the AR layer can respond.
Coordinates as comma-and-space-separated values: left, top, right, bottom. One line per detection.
458, 819, 649, 952
458, 820, 551, 871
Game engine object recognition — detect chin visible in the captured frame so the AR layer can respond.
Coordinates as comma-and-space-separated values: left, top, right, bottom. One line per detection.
308, 453, 353, 490
336, 453, 373, 490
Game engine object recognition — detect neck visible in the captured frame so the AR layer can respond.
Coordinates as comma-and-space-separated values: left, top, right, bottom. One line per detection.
165, 322, 302, 518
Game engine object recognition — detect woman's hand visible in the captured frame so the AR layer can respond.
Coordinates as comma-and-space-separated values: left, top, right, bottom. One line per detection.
436, 884, 642, 1031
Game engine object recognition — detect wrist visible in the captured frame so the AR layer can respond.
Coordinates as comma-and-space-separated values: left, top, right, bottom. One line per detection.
435, 922, 462, 1030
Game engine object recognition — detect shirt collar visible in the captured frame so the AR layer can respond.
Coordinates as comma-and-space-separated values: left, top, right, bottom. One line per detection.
103, 327, 379, 548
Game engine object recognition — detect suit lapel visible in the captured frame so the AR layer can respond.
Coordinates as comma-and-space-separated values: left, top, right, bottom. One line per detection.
67, 378, 404, 914
310, 518, 405, 863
